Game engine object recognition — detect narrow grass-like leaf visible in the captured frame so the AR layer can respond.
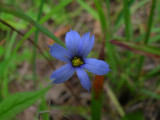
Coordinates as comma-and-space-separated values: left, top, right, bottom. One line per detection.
2, 31, 17, 98
105, 0, 112, 37
144, 1, 157, 44
91, 95, 102, 120
0, 86, 50, 120
111, 40, 160, 58
149, 34, 160, 43
91, 1, 115, 119
33, 0, 44, 83
122, 0, 134, 82
114, 0, 150, 32
0, 46, 4, 57
122, 111, 145, 120
92, 75, 104, 120
114, 0, 135, 32
145, 65, 160, 78
105, 84, 125, 117
0, 3, 65, 47
0, 0, 72, 76
137, 0, 157, 76
13, 0, 72, 54
0, 30, 10, 98
94, 0, 117, 72
77, 0, 99, 20
140, 89, 160, 100
123, 0, 133, 41
39, 96, 49, 120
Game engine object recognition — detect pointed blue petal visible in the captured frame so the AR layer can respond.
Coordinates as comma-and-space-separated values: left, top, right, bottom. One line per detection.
50, 64, 75, 84
48, 43, 71, 63
65, 30, 81, 56
78, 32, 90, 55
78, 33, 94, 58
82, 58, 110, 75
76, 67, 91, 92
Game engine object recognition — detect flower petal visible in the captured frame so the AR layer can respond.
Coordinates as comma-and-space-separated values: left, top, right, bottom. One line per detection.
48, 43, 71, 63
76, 67, 91, 92
78, 32, 90, 55
50, 64, 75, 84
65, 30, 81, 56
82, 58, 110, 75
78, 33, 94, 58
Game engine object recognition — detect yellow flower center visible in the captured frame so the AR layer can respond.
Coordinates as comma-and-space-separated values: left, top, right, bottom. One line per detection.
72, 57, 84, 67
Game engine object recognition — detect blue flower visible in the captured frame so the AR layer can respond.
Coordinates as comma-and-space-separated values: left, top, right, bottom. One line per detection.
48, 30, 110, 92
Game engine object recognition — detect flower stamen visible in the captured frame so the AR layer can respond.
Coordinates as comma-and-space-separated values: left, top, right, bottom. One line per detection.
72, 57, 83, 67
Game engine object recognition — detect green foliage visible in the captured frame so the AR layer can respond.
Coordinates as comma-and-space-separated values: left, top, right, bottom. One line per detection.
3, 32, 17, 96
123, 0, 133, 41
122, 111, 145, 120
111, 40, 160, 58
140, 89, 160, 100
33, 0, 44, 84
39, 96, 49, 120
0, 3, 65, 47
14, 0, 72, 55
106, 84, 125, 117
0, 86, 50, 120
77, 0, 99, 20
137, 0, 157, 76
91, 93, 103, 120
0, 0, 160, 119
0, 46, 4, 57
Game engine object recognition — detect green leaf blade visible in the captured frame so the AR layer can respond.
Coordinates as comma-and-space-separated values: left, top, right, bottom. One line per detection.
0, 3, 65, 47
0, 87, 50, 120
111, 40, 160, 58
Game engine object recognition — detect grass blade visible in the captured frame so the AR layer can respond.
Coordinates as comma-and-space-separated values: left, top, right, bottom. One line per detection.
38, 96, 49, 120
91, 1, 116, 119
32, 0, 44, 84
123, 0, 133, 41
105, 84, 125, 117
140, 89, 160, 100
0, 3, 65, 47
13, 0, 72, 55
2, 31, 17, 98
0, 0, 72, 76
94, 0, 117, 72
77, 0, 99, 20
111, 40, 160, 58
114, 0, 135, 32
92, 76, 104, 120
137, 0, 157, 77
0, 86, 50, 120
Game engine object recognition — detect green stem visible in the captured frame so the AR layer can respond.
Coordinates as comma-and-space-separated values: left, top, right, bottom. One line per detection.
2, 31, 17, 98
144, 0, 157, 44
137, 0, 157, 78
0, 3, 65, 47
123, 0, 133, 41
94, 0, 117, 72
91, 1, 117, 120
106, 84, 125, 117
0, 0, 72, 76
32, 0, 44, 84
123, 0, 134, 85
105, 0, 112, 37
